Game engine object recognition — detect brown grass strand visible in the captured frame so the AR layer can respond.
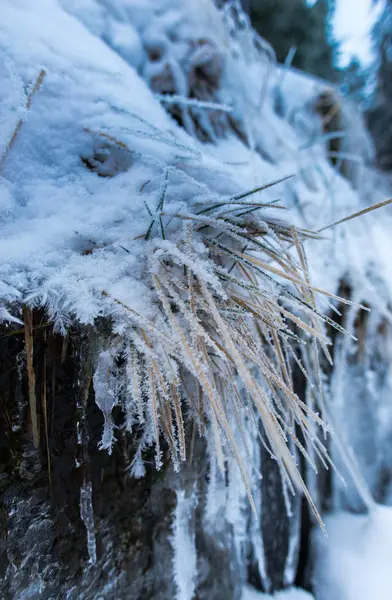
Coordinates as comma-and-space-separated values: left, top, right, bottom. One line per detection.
317, 197, 392, 233
23, 306, 40, 448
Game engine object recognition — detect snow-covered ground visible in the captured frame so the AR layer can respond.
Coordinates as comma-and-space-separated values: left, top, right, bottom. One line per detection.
315, 505, 392, 600
2, 0, 392, 598
242, 504, 392, 599
243, 585, 314, 599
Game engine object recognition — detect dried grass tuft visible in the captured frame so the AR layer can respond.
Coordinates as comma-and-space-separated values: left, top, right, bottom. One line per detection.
98, 181, 375, 530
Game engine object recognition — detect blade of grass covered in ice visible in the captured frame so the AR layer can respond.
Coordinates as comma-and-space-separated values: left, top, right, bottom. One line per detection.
153, 274, 258, 516
0, 69, 46, 173
101, 169, 374, 530
140, 216, 353, 531
206, 239, 343, 309
317, 198, 392, 233
145, 168, 169, 240
197, 174, 295, 214
205, 238, 366, 331
199, 279, 328, 529
156, 94, 233, 113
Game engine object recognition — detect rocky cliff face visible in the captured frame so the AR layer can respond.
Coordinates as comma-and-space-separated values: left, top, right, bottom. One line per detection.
1, 1, 392, 599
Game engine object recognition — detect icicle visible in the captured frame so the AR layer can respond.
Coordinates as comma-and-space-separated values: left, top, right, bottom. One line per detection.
93, 349, 118, 454
76, 340, 97, 566
172, 488, 198, 600
204, 424, 227, 530
130, 449, 146, 479
283, 494, 301, 587
247, 417, 270, 592
80, 479, 97, 566
227, 453, 248, 560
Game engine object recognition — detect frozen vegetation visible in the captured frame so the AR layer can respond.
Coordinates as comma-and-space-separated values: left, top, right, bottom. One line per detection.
1, 0, 392, 598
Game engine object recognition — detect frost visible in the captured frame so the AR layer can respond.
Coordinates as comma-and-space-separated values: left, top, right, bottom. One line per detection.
0, 306, 22, 324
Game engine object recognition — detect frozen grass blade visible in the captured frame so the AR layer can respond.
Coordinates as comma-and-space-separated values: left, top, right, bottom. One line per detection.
317, 197, 392, 233
197, 174, 294, 214
0, 69, 46, 173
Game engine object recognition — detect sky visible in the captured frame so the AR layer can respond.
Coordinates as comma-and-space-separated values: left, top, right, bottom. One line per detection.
332, 0, 384, 66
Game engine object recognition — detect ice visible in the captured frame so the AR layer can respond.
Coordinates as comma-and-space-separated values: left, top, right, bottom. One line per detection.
172, 488, 197, 600
80, 479, 97, 566
93, 348, 120, 452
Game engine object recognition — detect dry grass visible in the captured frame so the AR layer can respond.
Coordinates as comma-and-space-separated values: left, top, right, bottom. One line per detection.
12, 173, 389, 527
317, 197, 392, 233
23, 305, 40, 449
99, 184, 374, 531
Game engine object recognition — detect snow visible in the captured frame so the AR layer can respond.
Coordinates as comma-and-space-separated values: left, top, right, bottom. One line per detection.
0, 0, 374, 331
242, 585, 314, 600
314, 505, 392, 600
1, 2, 390, 343
1, 0, 215, 333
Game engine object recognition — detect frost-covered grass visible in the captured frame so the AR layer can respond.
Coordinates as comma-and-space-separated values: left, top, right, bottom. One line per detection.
0, 0, 363, 531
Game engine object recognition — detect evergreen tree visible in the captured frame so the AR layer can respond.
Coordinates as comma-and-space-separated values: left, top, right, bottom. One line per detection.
341, 57, 368, 106
247, 0, 340, 81
367, 0, 392, 169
